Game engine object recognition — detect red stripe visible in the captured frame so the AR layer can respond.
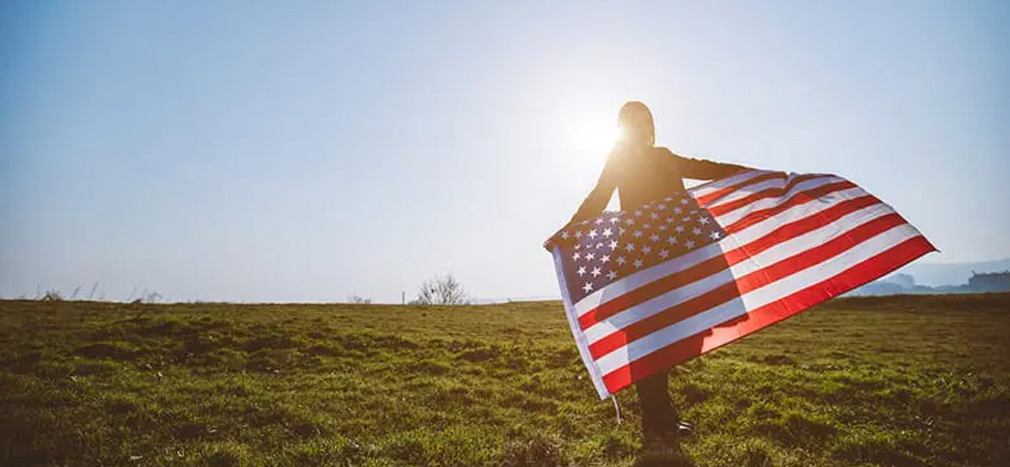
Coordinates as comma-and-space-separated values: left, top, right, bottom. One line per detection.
694, 172, 786, 206
707, 174, 828, 216
588, 213, 907, 359
577, 194, 882, 330
601, 235, 935, 393
722, 181, 856, 234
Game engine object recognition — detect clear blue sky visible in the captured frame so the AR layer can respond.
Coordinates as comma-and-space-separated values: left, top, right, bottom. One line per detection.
2, 1, 1008, 303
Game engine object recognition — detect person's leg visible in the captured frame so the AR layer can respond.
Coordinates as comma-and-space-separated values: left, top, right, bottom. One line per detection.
636, 370, 678, 440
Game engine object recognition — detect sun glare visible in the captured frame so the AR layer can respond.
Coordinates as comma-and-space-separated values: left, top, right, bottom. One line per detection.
566, 113, 622, 159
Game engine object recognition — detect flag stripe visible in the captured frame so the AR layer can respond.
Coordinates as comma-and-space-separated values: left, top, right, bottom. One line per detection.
588, 213, 909, 360
599, 235, 934, 392
722, 180, 858, 234
694, 171, 786, 206
706, 174, 836, 216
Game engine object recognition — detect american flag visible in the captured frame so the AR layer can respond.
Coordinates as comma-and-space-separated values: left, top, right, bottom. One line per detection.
547, 170, 935, 398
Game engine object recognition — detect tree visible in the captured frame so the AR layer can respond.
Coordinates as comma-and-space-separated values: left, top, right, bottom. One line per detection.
347, 295, 372, 304
412, 274, 470, 305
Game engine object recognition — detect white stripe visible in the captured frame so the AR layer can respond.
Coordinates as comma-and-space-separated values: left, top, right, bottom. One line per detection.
708, 176, 846, 226
704, 173, 837, 210
689, 170, 775, 199
582, 202, 897, 344
595, 224, 923, 375
573, 186, 874, 315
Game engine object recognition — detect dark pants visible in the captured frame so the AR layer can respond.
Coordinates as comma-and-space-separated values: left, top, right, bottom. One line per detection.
636, 370, 678, 437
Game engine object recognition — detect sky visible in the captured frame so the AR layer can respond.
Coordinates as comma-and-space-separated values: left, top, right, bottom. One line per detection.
1, 1, 1008, 303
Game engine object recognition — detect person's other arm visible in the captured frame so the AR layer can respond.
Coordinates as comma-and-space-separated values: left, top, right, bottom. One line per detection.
567, 153, 619, 225
666, 148, 750, 180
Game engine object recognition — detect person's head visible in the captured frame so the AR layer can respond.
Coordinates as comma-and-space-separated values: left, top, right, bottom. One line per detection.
617, 101, 655, 147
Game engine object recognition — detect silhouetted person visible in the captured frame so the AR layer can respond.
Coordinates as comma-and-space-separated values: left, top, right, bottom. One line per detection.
560, 101, 750, 442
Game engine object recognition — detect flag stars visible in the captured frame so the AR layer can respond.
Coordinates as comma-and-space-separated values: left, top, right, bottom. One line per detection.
667, 236, 679, 245
561, 231, 569, 239
633, 230, 643, 238
609, 240, 619, 250
633, 259, 644, 268
674, 207, 683, 214
675, 225, 685, 233
585, 252, 595, 261
607, 271, 617, 280
577, 266, 586, 276
575, 231, 583, 238
685, 240, 696, 249
660, 249, 670, 258
650, 212, 659, 220
699, 217, 710, 225
710, 231, 722, 240
626, 243, 636, 252
634, 210, 643, 216
616, 256, 627, 265
583, 282, 594, 292
595, 218, 604, 225
692, 227, 702, 236
603, 228, 613, 237
588, 230, 598, 239
572, 252, 581, 261
601, 255, 610, 263
591, 267, 601, 277
642, 246, 652, 254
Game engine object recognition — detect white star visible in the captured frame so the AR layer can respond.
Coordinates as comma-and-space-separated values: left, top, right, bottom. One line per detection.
607, 271, 617, 280
650, 234, 660, 242
657, 203, 667, 210
634, 210, 643, 216
588, 230, 598, 239
596, 242, 603, 249
595, 218, 604, 224
585, 252, 595, 261
685, 240, 696, 249
618, 228, 626, 235
624, 218, 635, 225
609, 240, 618, 250
591, 267, 601, 277
643, 223, 651, 229
572, 252, 581, 261
616, 256, 627, 265
682, 216, 692, 223
561, 231, 569, 239
692, 227, 702, 236
710, 230, 722, 240
577, 266, 586, 276
660, 249, 670, 258
699, 217, 710, 225
626, 243, 636, 251
664, 196, 674, 202
642, 246, 652, 254
610, 217, 620, 224
680, 199, 689, 205
674, 207, 683, 214
575, 231, 583, 238
633, 230, 643, 238
675, 225, 685, 233
650, 212, 659, 220
658, 225, 667, 231
633, 259, 644, 268
601, 255, 610, 263
603, 228, 612, 237
583, 282, 593, 292
667, 236, 679, 244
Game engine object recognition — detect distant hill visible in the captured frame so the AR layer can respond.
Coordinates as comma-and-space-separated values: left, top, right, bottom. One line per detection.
890, 258, 1010, 287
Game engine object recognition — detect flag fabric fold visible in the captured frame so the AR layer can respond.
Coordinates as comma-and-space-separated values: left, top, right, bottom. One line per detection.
547, 170, 935, 399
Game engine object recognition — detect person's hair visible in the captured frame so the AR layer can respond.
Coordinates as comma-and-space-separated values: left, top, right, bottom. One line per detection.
618, 101, 655, 147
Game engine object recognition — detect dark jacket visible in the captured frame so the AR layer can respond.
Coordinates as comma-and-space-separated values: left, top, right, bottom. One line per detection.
569, 145, 746, 224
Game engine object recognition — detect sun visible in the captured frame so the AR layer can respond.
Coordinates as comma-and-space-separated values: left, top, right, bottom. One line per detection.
566, 112, 623, 158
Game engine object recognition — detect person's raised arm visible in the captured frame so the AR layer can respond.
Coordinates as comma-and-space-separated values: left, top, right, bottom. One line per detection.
567, 153, 619, 225
666, 148, 750, 180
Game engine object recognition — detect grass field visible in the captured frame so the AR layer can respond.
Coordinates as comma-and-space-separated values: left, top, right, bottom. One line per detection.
1, 294, 1008, 467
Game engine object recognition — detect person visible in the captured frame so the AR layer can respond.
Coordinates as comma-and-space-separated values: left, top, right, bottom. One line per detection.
554, 101, 750, 442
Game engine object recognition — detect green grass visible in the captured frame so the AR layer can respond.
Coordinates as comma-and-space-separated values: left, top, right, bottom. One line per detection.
1, 294, 1008, 467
